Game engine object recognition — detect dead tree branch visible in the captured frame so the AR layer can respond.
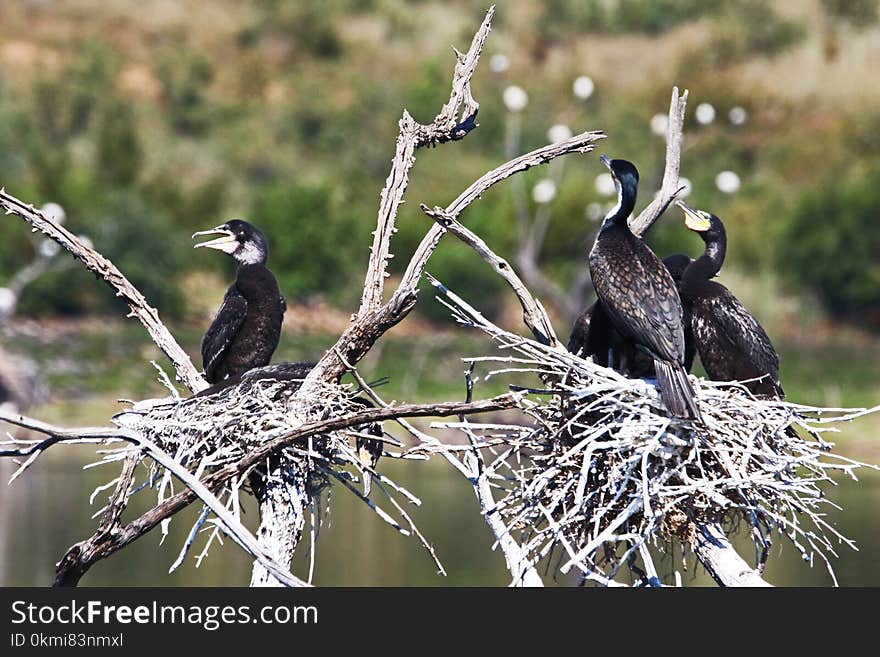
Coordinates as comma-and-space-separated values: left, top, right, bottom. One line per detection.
630, 86, 688, 238
421, 204, 559, 348
1, 395, 516, 585
359, 6, 494, 314
691, 522, 772, 587
0, 190, 206, 393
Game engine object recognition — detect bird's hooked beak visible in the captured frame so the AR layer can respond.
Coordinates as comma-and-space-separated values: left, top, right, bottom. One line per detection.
192, 226, 238, 254
676, 199, 712, 232
599, 154, 612, 170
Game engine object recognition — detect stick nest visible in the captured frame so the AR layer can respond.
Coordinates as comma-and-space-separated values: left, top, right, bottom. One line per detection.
104, 364, 436, 577
435, 285, 880, 586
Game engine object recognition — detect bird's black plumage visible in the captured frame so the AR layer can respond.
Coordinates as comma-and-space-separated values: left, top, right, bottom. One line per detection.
677, 201, 783, 398
587, 156, 700, 420
569, 253, 696, 377
194, 219, 285, 385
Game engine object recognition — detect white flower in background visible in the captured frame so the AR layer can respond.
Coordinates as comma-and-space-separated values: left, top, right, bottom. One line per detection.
38, 239, 60, 259
0, 287, 16, 317
489, 53, 509, 74
532, 179, 557, 204
715, 170, 741, 194
594, 172, 616, 197
547, 123, 573, 143
678, 177, 693, 198
695, 102, 716, 125
40, 202, 66, 225
729, 106, 748, 126
502, 85, 528, 112
78, 234, 94, 250
585, 202, 604, 222
650, 113, 669, 136
572, 75, 594, 101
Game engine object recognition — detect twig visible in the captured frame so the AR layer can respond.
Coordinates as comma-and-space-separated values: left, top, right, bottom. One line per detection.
421, 204, 559, 348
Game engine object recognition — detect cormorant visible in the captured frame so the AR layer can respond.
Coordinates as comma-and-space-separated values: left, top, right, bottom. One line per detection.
676, 200, 784, 398
587, 156, 701, 420
569, 253, 696, 377
193, 220, 285, 385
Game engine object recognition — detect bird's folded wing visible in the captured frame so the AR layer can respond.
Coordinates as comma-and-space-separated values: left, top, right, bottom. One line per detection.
201, 287, 247, 382
709, 292, 780, 378
597, 251, 685, 364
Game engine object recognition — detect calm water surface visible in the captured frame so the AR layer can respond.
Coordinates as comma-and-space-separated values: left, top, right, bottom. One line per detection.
1, 425, 877, 587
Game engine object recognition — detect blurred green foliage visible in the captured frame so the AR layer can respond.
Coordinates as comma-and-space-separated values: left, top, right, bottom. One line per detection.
707, 0, 805, 64
781, 168, 880, 326
540, 0, 722, 39
0, 0, 877, 332
249, 182, 364, 301
821, 0, 879, 25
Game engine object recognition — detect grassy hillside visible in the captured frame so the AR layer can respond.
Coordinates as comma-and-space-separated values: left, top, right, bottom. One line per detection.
0, 0, 879, 332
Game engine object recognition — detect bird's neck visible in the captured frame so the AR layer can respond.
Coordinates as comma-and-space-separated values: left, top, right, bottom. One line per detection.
235, 259, 267, 274
600, 183, 636, 233
682, 235, 726, 289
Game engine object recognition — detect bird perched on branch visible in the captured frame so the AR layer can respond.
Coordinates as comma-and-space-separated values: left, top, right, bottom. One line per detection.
676, 201, 784, 398
193, 220, 285, 385
587, 155, 701, 421
569, 253, 696, 378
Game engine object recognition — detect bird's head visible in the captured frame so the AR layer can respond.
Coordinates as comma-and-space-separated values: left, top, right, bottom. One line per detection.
675, 200, 725, 242
662, 253, 694, 283
600, 154, 639, 201
193, 219, 269, 266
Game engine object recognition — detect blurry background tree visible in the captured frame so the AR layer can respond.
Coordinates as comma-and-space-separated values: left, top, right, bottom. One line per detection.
1, 0, 880, 586
0, 0, 875, 328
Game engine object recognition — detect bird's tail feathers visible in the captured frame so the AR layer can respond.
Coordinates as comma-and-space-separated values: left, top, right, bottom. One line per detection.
655, 359, 702, 422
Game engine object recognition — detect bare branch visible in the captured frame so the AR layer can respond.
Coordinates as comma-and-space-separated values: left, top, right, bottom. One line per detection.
421, 204, 559, 349
402, 130, 605, 293
0, 190, 206, 393
630, 86, 689, 237
1, 394, 517, 584
358, 6, 494, 314
691, 522, 772, 587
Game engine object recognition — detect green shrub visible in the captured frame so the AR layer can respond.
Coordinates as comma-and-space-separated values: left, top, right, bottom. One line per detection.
96, 98, 143, 188
159, 54, 216, 136
249, 182, 364, 301
708, 1, 805, 65
18, 192, 190, 318
781, 167, 880, 325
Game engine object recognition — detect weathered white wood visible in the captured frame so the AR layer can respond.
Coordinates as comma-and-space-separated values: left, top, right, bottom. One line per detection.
692, 523, 772, 587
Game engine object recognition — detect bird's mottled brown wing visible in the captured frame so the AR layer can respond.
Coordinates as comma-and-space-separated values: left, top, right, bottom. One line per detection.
589, 230, 685, 364
706, 287, 780, 383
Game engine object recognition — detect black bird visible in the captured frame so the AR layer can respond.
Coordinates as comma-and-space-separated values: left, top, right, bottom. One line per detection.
193, 220, 286, 385
676, 201, 784, 398
587, 156, 701, 420
569, 253, 696, 377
